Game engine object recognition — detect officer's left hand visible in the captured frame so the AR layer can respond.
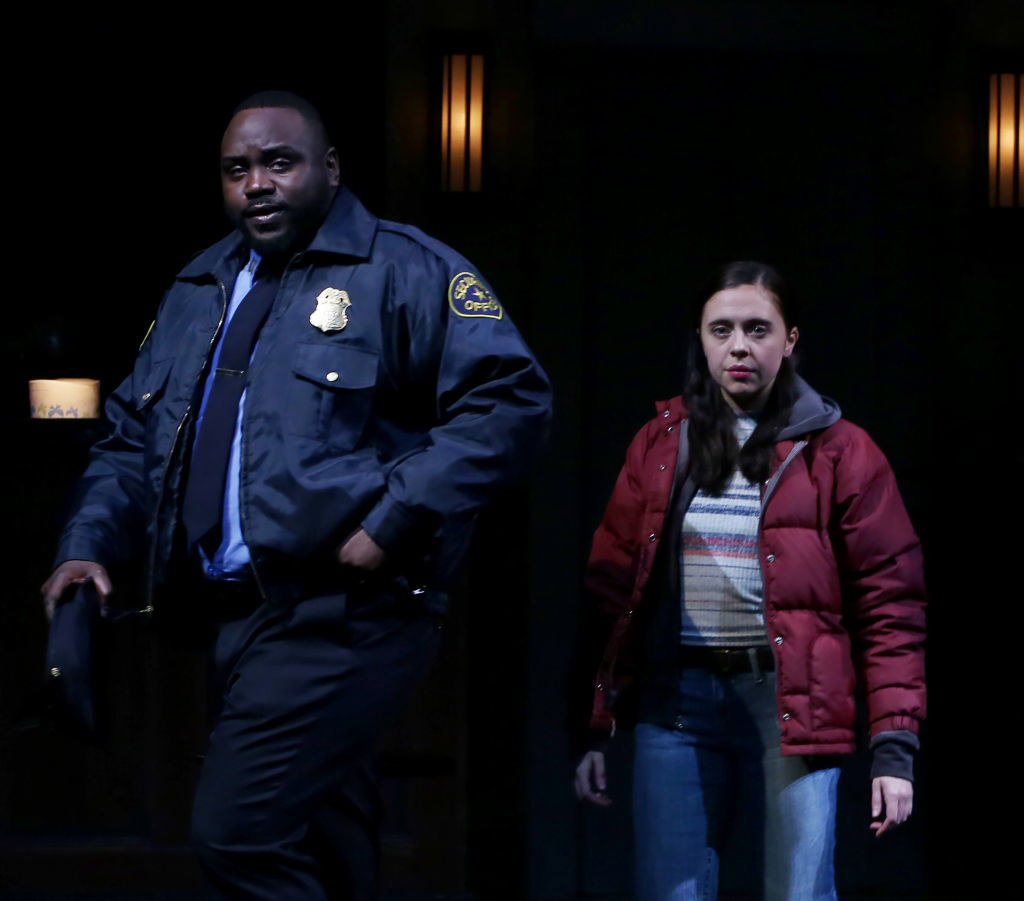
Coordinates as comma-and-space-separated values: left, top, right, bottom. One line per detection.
338, 529, 387, 572
870, 776, 913, 837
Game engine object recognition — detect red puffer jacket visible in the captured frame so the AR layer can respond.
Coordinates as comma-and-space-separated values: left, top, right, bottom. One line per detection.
586, 383, 926, 755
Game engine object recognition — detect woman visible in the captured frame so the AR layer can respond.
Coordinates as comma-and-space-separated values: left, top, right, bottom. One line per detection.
574, 261, 925, 900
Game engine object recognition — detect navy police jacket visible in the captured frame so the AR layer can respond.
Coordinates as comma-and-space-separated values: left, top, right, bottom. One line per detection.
55, 188, 552, 609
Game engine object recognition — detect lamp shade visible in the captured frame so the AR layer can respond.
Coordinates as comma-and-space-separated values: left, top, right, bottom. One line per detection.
29, 378, 100, 419
441, 53, 484, 192
989, 73, 1022, 208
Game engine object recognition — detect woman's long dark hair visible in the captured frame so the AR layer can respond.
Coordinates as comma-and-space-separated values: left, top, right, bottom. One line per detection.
685, 261, 798, 495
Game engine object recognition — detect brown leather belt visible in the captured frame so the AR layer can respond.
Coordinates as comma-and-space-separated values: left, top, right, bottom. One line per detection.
679, 645, 775, 675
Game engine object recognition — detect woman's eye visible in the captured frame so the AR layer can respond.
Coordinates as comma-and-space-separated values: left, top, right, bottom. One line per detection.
748, 325, 768, 337
710, 326, 730, 338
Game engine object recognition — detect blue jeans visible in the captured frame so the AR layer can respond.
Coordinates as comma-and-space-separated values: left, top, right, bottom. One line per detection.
633, 665, 839, 901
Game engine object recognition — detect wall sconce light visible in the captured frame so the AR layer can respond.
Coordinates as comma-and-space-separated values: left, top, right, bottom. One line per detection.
988, 73, 1022, 207
29, 378, 100, 420
441, 53, 484, 192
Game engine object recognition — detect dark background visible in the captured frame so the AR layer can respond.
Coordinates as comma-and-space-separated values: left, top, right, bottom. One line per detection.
1, 2, 1021, 898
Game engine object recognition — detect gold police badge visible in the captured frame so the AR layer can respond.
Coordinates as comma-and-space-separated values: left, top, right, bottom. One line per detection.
448, 272, 503, 320
310, 287, 351, 332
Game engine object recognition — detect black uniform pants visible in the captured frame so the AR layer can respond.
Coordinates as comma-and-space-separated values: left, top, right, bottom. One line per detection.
190, 582, 442, 900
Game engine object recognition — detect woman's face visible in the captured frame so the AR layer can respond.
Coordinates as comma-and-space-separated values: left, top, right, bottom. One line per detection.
699, 283, 798, 413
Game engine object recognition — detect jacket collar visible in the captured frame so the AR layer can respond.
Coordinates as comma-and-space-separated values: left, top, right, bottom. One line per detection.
177, 231, 247, 284
304, 186, 378, 259
655, 395, 687, 421
176, 186, 378, 283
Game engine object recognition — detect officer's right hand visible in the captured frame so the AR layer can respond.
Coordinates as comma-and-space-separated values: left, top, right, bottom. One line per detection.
41, 560, 112, 621
337, 529, 387, 572
574, 750, 612, 807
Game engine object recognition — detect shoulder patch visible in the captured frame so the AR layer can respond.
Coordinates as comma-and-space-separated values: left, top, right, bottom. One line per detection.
448, 272, 503, 320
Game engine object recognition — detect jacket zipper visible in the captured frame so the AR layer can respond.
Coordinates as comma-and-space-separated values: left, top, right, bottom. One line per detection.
140, 278, 230, 613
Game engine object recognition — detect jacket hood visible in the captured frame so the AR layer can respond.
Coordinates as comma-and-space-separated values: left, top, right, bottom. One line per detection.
777, 374, 841, 440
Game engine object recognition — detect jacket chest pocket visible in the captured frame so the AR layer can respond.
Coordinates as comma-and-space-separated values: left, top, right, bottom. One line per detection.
286, 343, 379, 449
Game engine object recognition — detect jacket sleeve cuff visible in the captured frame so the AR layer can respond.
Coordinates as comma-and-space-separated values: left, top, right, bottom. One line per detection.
54, 530, 114, 570
870, 714, 921, 737
360, 494, 421, 552
869, 730, 919, 782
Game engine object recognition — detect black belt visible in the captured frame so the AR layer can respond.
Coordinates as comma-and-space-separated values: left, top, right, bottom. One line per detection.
679, 645, 775, 675
194, 578, 265, 622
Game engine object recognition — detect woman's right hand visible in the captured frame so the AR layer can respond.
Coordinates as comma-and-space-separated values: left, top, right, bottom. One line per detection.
575, 750, 612, 807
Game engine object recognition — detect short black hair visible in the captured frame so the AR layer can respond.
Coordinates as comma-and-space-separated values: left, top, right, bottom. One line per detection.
230, 91, 331, 147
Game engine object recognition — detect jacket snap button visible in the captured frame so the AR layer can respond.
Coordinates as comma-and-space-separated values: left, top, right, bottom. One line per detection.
674, 716, 686, 730
648, 532, 657, 542
667, 426, 674, 432
326, 371, 339, 382
766, 554, 775, 563
782, 713, 791, 721
141, 392, 152, 402
774, 636, 783, 646
659, 464, 666, 471
596, 681, 605, 692
663, 411, 670, 418
50, 666, 61, 678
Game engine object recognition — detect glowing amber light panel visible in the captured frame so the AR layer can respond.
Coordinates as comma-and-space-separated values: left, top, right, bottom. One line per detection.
441, 54, 484, 192
989, 73, 1022, 208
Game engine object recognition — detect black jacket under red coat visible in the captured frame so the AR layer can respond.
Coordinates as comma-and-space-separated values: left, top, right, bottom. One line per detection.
585, 378, 926, 756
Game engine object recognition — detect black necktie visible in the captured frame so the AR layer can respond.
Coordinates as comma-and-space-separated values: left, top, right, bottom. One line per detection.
182, 267, 280, 555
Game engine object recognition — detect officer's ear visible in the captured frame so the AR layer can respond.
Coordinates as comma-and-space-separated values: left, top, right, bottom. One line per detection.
325, 147, 340, 187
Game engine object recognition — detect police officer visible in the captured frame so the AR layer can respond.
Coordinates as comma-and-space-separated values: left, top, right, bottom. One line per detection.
42, 91, 552, 900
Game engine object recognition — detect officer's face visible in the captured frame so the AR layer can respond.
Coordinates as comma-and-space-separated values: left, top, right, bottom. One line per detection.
220, 107, 340, 259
